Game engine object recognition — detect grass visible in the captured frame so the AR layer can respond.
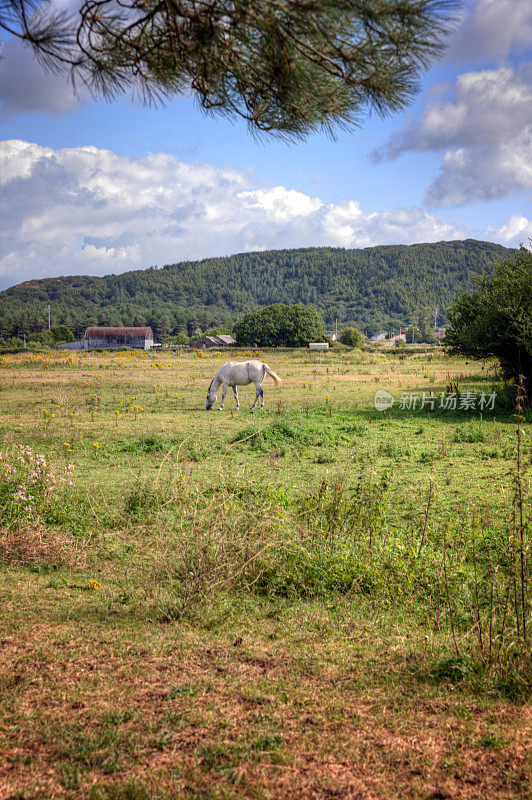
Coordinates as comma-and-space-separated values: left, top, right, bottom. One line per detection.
0, 345, 530, 799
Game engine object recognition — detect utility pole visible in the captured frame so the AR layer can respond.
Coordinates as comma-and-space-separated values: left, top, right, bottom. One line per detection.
48, 305, 51, 330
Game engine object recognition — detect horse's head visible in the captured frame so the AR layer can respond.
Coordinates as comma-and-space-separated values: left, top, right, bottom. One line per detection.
206, 381, 217, 410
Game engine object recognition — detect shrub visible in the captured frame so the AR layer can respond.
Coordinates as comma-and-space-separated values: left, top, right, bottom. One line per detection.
339, 326, 364, 347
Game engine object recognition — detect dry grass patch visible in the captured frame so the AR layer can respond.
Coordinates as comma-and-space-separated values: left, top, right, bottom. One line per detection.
0, 620, 529, 800
0, 523, 88, 570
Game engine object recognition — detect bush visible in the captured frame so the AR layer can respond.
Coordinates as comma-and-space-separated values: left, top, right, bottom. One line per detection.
339, 326, 364, 347
51, 326, 75, 344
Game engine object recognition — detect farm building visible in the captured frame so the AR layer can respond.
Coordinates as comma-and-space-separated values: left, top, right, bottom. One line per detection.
85, 327, 154, 349
191, 335, 236, 349
387, 334, 407, 345
58, 326, 154, 350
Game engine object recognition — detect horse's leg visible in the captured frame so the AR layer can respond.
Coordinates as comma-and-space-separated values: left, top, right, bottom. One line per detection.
250, 382, 261, 409
251, 381, 263, 409
219, 383, 228, 409
232, 386, 240, 409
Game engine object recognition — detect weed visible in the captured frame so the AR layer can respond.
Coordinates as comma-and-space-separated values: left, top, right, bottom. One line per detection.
252, 734, 285, 751
453, 422, 486, 443
88, 780, 153, 800
431, 656, 480, 683
168, 685, 196, 698
476, 732, 506, 748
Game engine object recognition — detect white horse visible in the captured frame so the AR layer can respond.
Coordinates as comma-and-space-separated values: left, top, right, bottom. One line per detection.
206, 360, 281, 410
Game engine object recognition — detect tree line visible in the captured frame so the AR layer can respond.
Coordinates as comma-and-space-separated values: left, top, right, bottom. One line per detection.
0, 239, 512, 343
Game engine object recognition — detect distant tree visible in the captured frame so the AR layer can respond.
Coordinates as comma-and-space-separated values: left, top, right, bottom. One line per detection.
234, 304, 325, 347
339, 326, 364, 347
1, 0, 457, 139
155, 314, 172, 340
175, 331, 189, 346
417, 308, 436, 343
50, 325, 75, 343
446, 246, 532, 401
395, 337, 406, 349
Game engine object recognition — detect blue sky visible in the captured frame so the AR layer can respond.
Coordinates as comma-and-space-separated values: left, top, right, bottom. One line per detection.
1, 0, 531, 290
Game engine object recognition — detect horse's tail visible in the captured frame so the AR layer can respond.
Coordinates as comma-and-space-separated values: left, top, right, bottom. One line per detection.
263, 363, 281, 386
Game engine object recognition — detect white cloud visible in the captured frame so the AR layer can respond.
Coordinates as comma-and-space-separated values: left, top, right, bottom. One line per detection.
0, 139, 55, 183
238, 186, 322, 223
487, 214, 532, 244
0, 139, 524, 290
373, 66, 532, 205
446, 0, 532, 62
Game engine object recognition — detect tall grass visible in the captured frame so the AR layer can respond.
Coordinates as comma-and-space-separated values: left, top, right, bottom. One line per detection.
1, 419, 528, 695
111, 447, 529, 692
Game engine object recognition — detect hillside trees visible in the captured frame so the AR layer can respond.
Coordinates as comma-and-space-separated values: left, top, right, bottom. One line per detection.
2, 0, 457, 139
234, 304, 325, 347
445, 246, 532, 400
0, 241, 513, 340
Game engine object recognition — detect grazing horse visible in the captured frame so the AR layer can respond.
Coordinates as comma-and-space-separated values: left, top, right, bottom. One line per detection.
206, 360, 281, 410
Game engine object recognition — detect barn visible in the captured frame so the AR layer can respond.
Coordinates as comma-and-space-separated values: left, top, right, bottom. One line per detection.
190, 335, 236, 350
58, 326, 154, 350
84, 327, 154, 350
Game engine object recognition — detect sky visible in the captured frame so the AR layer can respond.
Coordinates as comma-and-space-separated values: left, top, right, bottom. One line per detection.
0, 0, 531, 291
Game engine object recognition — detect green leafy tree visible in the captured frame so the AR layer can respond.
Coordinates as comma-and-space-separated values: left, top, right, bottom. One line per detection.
50, 325, 75, 343
2, 0, 457, 139
445, 246, 532, 401
175, 331, 189, 346
339, 326, 364, 347
234, 304, 325, 347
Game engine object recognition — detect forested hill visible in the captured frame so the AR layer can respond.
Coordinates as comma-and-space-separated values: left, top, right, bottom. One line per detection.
0, 239, 512, 338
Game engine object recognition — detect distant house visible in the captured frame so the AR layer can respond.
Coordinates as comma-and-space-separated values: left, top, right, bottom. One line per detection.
370, 332, 387, 342
190, 335, 236, 350
58, 326, 154, 350
309, 342, 329, 350
388, 334, 407, 344
433, 329, 447, 340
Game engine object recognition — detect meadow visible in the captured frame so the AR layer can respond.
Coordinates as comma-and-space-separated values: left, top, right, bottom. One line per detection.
0, 345, 530, 800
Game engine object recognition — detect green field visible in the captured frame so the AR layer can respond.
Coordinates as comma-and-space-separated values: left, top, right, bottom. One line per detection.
1, 346, 530, 800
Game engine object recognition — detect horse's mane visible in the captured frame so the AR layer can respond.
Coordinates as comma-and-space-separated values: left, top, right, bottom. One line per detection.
208, 367, 222, 393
